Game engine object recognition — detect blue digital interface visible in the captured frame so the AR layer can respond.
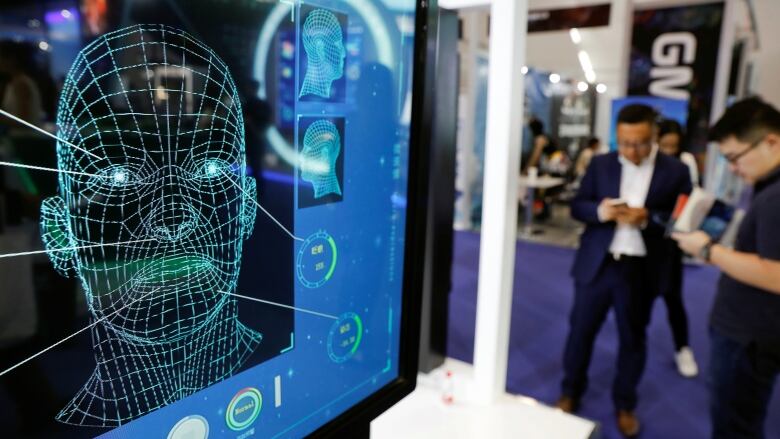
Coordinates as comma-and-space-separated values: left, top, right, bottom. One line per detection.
0, 1, 418, 438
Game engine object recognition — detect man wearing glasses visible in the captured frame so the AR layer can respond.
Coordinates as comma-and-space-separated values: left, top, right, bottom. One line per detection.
557, 104, 692, 437
674, 97, 780, 439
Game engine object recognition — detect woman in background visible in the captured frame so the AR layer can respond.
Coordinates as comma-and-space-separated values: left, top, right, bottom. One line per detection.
659, 119, 699, 186
0, 41, 43, 128
657, 119, 699, 378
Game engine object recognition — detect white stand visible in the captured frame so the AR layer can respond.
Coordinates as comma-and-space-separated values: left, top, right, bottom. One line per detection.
473, 0, 528, 404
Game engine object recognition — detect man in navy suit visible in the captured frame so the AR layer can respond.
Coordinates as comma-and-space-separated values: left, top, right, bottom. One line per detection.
556, 104, 692, 437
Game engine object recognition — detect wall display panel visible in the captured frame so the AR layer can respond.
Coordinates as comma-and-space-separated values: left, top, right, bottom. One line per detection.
0, 0, 429, 437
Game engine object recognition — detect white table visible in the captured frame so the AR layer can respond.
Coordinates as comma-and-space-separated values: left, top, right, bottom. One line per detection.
518, 175, 566, 238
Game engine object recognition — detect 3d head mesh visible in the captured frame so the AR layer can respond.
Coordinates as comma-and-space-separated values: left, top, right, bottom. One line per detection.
300, 9, 346, 98
301, 119, 342, 198
40, 24, 261, 427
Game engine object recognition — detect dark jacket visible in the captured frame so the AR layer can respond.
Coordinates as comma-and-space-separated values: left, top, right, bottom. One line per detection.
570, 151, 692, 291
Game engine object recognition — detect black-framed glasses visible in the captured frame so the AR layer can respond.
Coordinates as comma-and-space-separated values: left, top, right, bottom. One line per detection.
723, 136, 763, 164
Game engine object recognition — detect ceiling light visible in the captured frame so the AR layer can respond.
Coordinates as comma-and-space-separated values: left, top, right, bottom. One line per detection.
569, 28, 581, 45
577, 81, 589, 92
549, 73, 560, 84
596, 83, 607, 94
577, 50, 596, 83
521, 66, 529, 75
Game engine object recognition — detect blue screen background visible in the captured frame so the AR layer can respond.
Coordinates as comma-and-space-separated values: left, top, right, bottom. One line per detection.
98, 1, 417, 437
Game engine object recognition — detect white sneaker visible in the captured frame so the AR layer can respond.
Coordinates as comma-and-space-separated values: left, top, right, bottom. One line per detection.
675, 346, 699, 378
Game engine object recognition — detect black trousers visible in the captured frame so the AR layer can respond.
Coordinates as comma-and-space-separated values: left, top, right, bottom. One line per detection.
710, 328, 780, 439
561, 256, 655, 411
662, 255, 689, 351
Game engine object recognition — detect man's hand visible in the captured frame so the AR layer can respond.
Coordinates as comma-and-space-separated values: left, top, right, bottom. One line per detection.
616, 207, 648, 227
672, 231, 712, 258
598, 198, 628, 222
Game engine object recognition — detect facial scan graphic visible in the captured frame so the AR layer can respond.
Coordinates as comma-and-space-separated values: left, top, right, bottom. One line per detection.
38, 24, 261, 427
300, 119, 343, 199
299, 8, 346, 99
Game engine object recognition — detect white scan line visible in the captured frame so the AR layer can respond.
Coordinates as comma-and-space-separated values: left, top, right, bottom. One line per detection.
0, 287, 161, 378
0, 109, 102, 160
0, 238, 156, 260
0, 281, 338, 377
0, 160, 104, 179
221, 291, 338, 320
222, 170, 304, 242
0, 109, 327, 376
0, 108, 303, 243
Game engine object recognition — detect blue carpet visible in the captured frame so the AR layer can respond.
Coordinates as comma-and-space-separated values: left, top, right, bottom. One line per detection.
447, 230, 780, 439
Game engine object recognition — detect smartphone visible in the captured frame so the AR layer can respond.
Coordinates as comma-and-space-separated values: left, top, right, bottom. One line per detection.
607, 198, 629, 208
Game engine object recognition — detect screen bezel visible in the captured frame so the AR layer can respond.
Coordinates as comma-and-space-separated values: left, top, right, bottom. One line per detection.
305, 0, 436, 436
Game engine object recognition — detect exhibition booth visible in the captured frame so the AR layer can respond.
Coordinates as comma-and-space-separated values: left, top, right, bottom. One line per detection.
422, 1, 780, 438
0, 0, 778, 438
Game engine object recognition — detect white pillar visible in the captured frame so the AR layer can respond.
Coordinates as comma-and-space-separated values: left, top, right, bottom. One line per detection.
705, 0, 738, 194
473, 0, 527, 404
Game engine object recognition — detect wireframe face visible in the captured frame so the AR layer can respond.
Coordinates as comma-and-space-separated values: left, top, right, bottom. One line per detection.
43, 25, 255, 344
300, 120, 341, 194
330, 38, 346, 80
303, 9, 346, 82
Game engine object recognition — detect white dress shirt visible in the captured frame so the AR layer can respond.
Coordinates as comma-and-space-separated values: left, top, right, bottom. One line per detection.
679, 151, 699, 187
605, 146, 658, 257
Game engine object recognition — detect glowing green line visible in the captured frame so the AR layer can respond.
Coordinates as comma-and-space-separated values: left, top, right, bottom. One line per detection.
226, 387, 263, 430
325, 236, 337, 281
350, 314, 363, 356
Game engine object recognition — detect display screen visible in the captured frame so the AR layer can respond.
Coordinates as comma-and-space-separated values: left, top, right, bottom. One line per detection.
0, 1, 419, 437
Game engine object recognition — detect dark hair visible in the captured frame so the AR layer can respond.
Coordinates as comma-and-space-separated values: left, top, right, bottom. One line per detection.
587, 137, 600, 149
708, 97, 780, 143
658, 119, 685, 157
617, 104, 657, 126
658, 119, 684, 138
529, 118, 544, 137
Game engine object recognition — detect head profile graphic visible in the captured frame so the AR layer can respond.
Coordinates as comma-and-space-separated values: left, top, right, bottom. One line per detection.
299, 9, 346, 99
300, 120, 342, 199
39, 24, 261, 427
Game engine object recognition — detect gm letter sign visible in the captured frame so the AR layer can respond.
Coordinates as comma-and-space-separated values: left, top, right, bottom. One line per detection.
649, 32, 696, 100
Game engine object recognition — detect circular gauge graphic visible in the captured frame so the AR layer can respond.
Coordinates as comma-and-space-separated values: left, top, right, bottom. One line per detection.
327, 312, 363, 363
168, 415, 209, 439
225, 387, 262, 431
296, 231, 338, 289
